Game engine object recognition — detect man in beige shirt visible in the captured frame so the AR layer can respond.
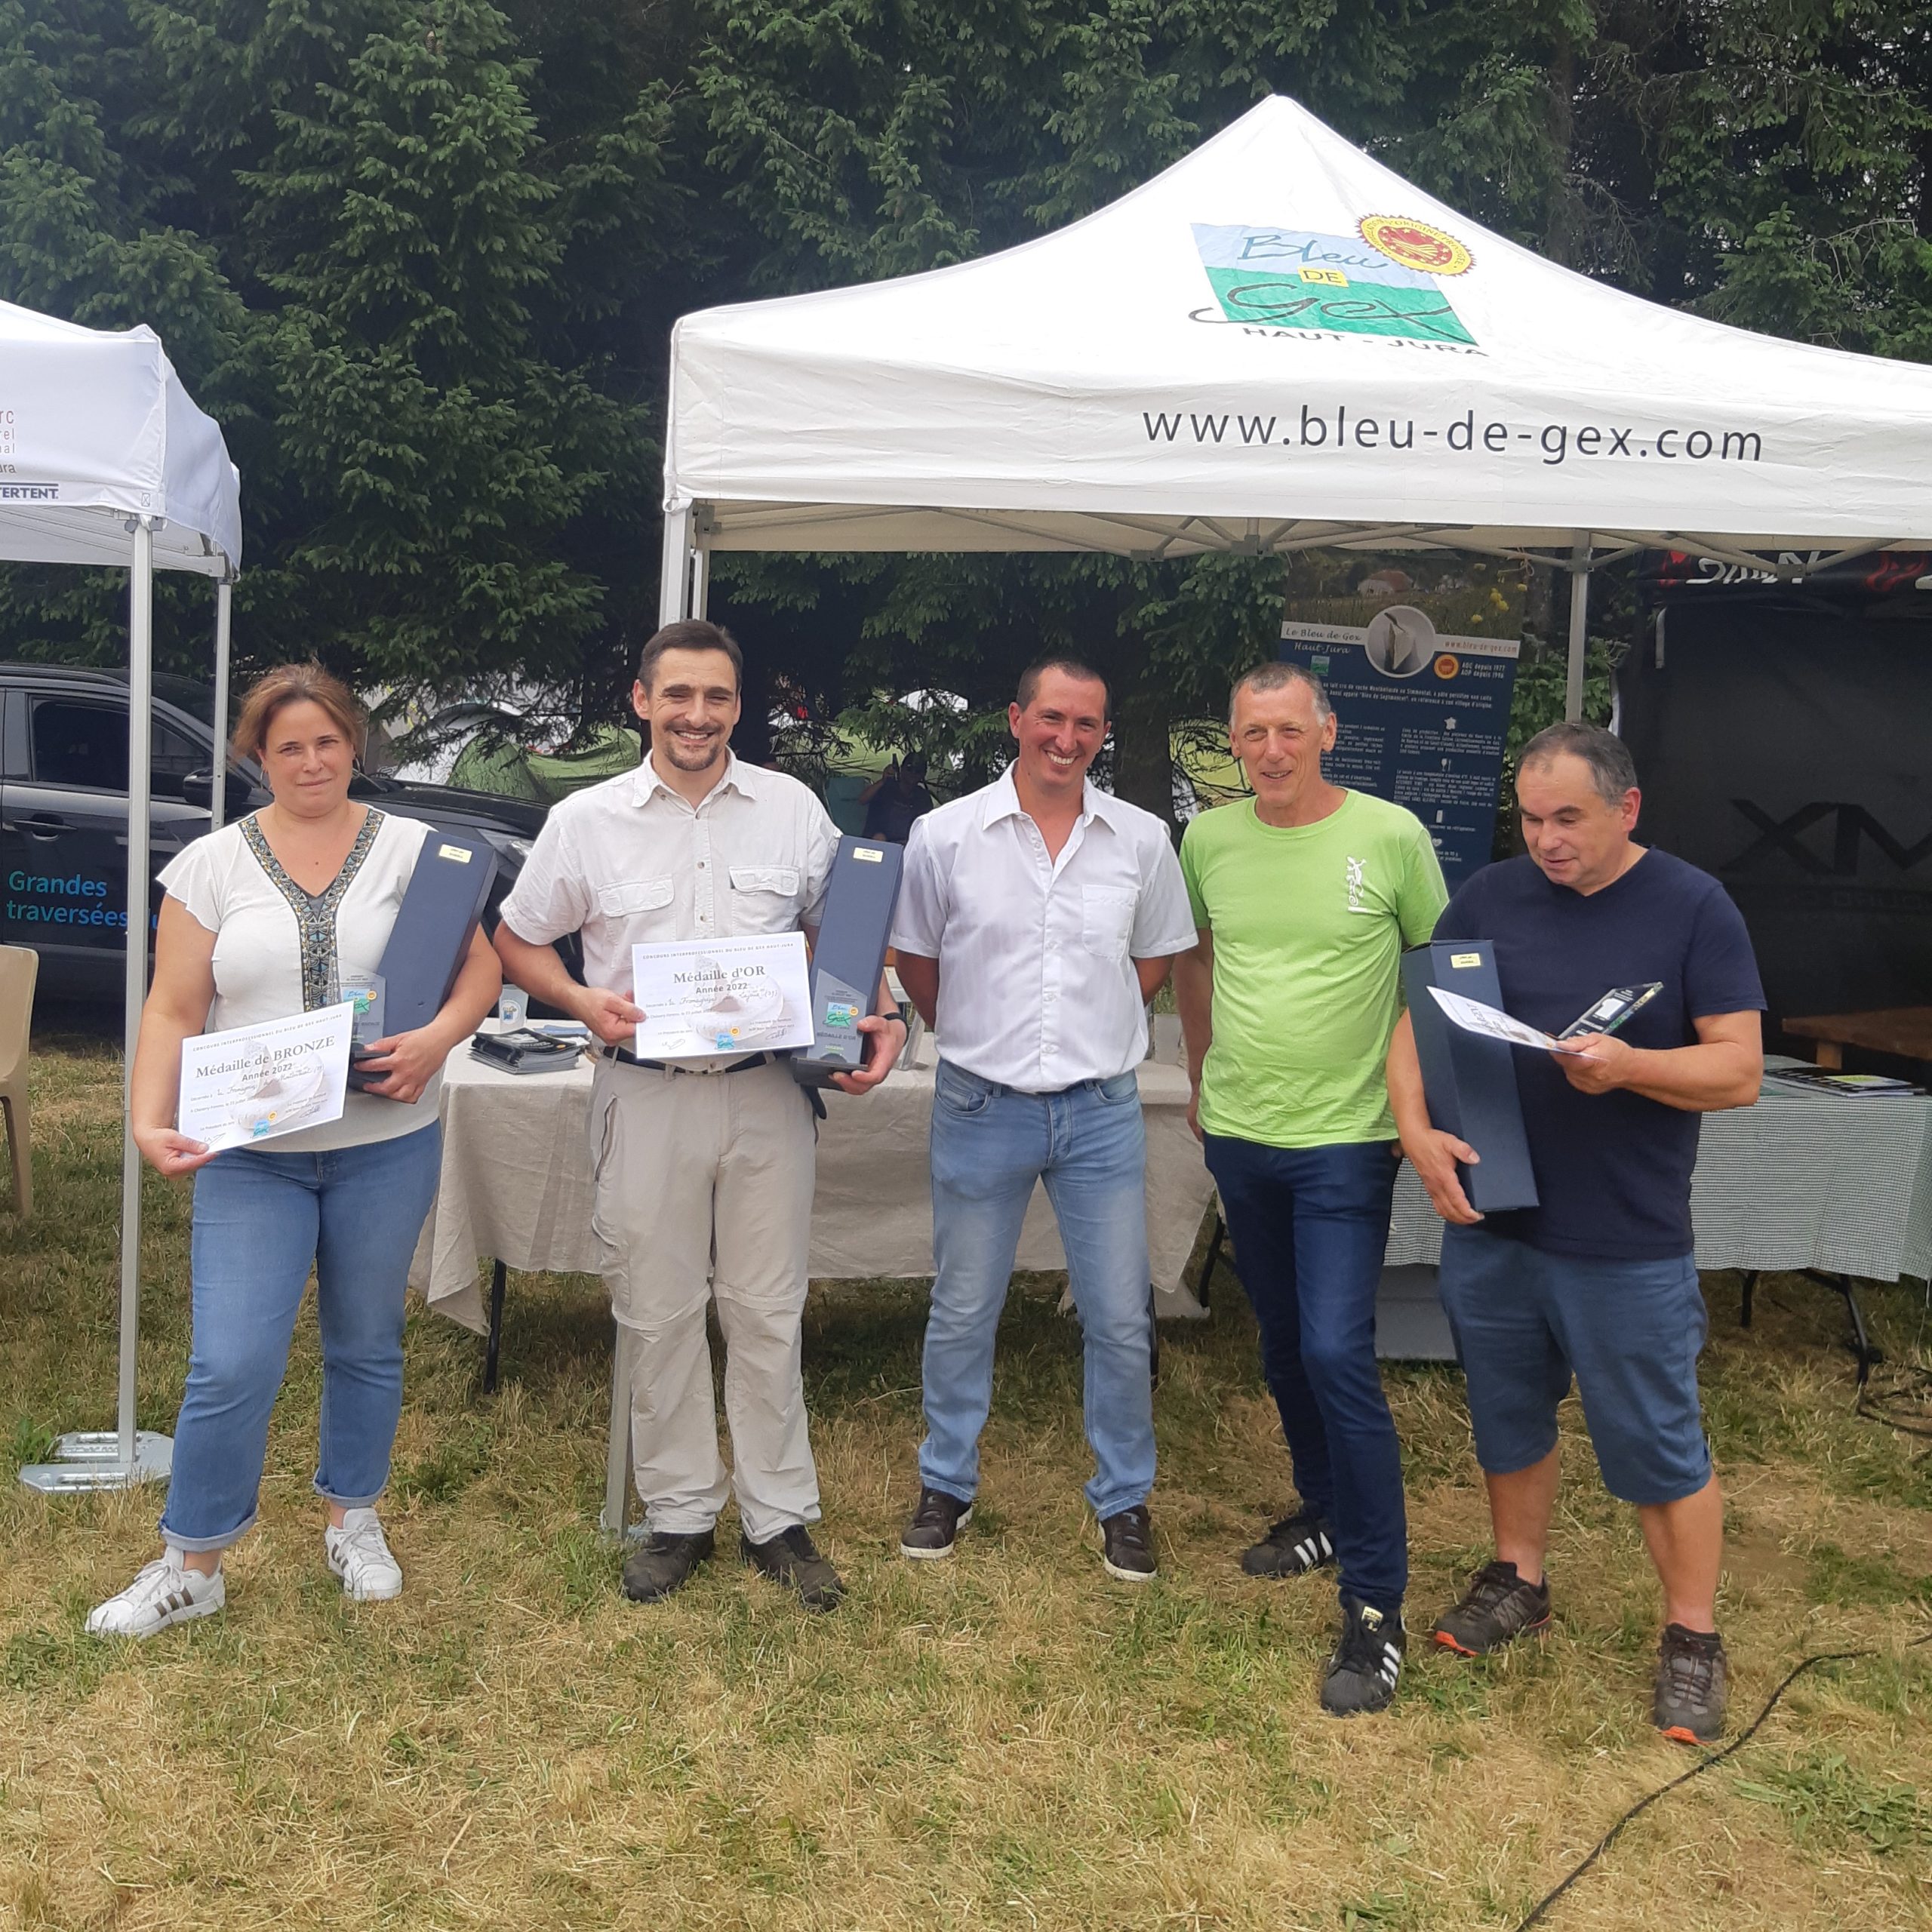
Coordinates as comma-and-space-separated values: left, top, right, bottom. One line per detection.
494, 620, 905, 1611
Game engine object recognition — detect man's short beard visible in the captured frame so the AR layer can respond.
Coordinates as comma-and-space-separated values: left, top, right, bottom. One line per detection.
660, 730, 724, 771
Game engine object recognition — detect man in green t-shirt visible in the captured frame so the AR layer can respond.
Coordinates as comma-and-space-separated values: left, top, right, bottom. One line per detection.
1175, 663, 1446, 1716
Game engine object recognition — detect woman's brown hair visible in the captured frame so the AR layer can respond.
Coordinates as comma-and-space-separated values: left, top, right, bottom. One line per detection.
231, 663, 367, 764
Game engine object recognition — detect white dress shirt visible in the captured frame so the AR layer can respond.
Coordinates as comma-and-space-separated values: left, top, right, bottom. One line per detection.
891, 768, 1196, 1091
500, 753, 838, 1064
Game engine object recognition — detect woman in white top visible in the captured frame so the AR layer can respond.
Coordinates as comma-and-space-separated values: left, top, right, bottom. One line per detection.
87, 665, 500, 1638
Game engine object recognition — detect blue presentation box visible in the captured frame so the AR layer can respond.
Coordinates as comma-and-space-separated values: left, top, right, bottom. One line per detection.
791, 835, 904, 1089
348, 829, 495, 1096
1400, 940, 1539, 1213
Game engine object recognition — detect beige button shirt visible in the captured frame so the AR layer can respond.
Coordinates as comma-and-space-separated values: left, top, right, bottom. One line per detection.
500, 753, 839, 1060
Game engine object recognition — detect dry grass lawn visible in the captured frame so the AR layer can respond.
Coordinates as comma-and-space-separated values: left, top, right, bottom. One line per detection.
2, 1023, 1929, 1930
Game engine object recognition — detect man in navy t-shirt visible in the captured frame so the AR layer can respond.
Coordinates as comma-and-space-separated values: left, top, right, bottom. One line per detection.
1385, 722, 1764, 1745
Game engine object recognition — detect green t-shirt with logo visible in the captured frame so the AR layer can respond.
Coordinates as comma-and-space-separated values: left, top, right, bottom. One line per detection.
1180, 792, 1448, 1149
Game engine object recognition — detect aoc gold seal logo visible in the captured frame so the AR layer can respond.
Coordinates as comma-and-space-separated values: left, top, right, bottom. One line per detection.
1358, 216, 1475, 278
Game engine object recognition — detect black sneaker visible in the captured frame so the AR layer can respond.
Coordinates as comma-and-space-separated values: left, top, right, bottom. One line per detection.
1654, 1623, 1728, 1745
1321, 1595, 1407, 1716
741, 1525, 845, 1612
1430, 1559, 1552, 1657
900, 1486, 972, 1561
620, 1528, 715, 1603
1100, 1504, 1158, 1583
1240, 1509, 1336, 1579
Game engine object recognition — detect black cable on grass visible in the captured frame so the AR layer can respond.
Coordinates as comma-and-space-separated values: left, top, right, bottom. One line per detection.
1514, 1629, 1932, 1930
1857, 1364, 1932, 1441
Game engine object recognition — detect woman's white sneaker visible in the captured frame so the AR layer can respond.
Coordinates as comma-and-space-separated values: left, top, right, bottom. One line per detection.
325, 1509, 404, 1601
85, 1554, 224, 1638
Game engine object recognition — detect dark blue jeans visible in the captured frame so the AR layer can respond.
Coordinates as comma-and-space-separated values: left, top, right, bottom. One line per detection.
1202, 1134, 1405, 1614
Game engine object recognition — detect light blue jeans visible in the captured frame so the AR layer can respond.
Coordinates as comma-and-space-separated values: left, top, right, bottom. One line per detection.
920, 1060, 1155, 1520
158, 1124, 442, 1552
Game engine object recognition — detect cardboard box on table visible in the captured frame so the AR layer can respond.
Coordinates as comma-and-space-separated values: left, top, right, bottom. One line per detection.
791, 835, 904, 1089
1399, 940, 1539, 1213
349, 829, 496, 1094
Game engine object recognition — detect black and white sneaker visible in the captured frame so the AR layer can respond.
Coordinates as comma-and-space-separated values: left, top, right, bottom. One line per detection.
1099, 1504, 1158, 1583
1321, 1595, 1406, 1716
1240, 1509, 1335, 1579
900, 1486, 972, 1560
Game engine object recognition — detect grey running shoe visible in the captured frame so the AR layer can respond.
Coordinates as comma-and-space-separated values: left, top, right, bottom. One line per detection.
621, 1528, 715, 1603
1100, 1504, 1158, 1583
1431, 1559, 1552, 1657
900, 1486, 972, 1561
1654, 1623, 1728, 1745
1240, 1509, 1335, 1579
1321, 1595, 1406, 1716
742, 1526, 845, 1612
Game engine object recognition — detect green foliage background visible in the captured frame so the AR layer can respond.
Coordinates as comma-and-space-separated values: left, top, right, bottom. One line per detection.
4, 0, 1929, 809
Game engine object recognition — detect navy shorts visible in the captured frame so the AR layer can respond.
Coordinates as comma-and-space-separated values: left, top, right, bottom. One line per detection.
1436, 1224, 1712, 1506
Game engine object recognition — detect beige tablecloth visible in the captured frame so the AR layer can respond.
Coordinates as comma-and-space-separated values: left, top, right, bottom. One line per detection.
408, 1040, 1216, 1327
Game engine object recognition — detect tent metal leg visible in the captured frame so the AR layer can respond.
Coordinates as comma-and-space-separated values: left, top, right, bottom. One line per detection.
210, 579, 233, 832
21, 518, 173, 1495
659, 503, 694, 626
1564, 532, 1591, 722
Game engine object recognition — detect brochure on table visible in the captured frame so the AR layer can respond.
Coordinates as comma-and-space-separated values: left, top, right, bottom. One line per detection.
630, 933, 814, 1060
177, 1004, 355, 1150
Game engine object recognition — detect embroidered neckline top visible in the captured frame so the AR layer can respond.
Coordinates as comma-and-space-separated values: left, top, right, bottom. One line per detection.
239, 808, 386, 1011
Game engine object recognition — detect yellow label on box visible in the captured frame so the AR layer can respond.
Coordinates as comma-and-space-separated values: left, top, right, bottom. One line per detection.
438, 843, 472, 863
1450, 952, 1481, 968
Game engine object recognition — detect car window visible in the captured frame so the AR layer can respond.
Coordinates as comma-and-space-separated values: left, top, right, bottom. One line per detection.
29, 700, 205, 792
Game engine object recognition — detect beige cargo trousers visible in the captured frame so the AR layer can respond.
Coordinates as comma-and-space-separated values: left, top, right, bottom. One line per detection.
589, 1052, 820, 1542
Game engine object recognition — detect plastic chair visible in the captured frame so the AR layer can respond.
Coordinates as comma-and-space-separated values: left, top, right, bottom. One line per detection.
0, 945, 37, 1217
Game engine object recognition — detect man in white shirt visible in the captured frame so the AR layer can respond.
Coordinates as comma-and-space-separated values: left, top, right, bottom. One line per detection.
494, 620, 905, 1612
891, 660, 1198, 1581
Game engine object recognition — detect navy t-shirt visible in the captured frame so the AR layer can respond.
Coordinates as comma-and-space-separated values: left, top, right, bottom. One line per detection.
1431, 850, 1765, 1260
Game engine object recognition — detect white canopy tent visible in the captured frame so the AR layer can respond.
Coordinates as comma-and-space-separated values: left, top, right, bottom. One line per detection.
661, 93, 1932, 716
7, 300, 243, 1495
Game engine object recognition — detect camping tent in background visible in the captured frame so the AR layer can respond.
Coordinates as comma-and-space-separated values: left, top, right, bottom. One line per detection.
5, 300, 243, 1497
661, 93, 1932, 718
449, 724, 643, 804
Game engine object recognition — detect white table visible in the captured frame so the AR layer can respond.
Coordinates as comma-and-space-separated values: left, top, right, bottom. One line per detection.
406, 1041, 1217, 1529
410, 1041, 1214, 1327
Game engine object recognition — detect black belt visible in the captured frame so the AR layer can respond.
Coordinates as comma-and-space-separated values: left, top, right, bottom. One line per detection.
601, 1044, 776, 1075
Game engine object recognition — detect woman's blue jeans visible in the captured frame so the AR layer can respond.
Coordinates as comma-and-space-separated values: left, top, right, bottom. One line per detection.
158, 1124, 441, 1553
919, 1062, 1155, 1521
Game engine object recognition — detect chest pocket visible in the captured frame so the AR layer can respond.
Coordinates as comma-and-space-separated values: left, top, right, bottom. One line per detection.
1080, 886, 1137, 962
729, 864, 801, 932
596, 877, 674, 918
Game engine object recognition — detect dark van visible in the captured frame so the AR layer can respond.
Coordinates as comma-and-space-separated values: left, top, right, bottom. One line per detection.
0, 663, 546, 1001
